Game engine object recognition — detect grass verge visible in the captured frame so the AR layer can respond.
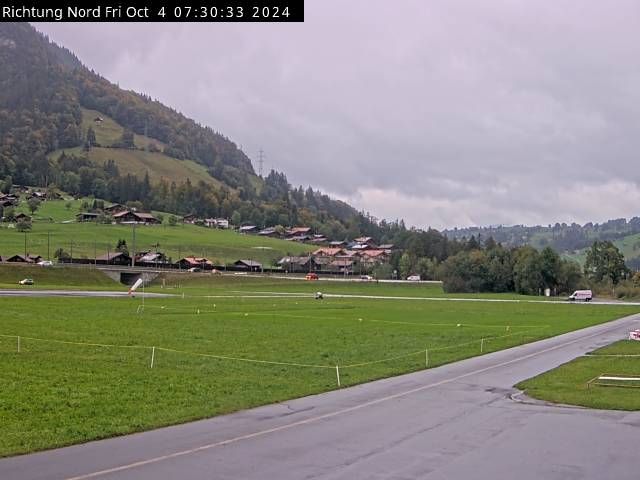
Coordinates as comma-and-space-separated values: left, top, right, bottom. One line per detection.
516, 339, 640, 411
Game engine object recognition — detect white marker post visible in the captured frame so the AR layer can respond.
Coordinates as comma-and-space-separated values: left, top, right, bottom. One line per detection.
425, 348, 429, 368
481, 338, 485, 353
17, 336, 20, 353
150, 346, 156, 369
336, 365, 341, 387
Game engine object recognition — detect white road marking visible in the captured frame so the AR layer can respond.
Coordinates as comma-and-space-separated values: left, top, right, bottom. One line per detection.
64, 317, 634, 480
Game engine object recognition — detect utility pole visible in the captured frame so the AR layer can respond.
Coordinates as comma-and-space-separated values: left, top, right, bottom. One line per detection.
132, 222, 136, 267
258, 149, 265, 177
47, 231, 50, 261
24, 232, 27, 258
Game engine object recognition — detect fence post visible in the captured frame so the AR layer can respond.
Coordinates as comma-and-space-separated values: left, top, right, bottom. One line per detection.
425, 348, 429, 368
17, 336, 20, 353
150, 346, 156, 369
481, 338, 485, 353
335, 365, 341, 387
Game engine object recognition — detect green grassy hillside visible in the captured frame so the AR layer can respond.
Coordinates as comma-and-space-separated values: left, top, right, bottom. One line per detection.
563, 232, 640, 268
49, 108, 224, 187
80, 108, 167, 150
3, 199, 313, 265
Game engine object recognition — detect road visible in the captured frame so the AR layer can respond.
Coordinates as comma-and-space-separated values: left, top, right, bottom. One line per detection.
2, 314, 639, 480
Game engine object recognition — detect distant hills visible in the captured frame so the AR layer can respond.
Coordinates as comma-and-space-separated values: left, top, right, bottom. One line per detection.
444, 218, 640, 268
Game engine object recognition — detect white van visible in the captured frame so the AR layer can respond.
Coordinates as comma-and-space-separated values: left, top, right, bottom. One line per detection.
406, 275, 421, 281
568, 290, 593, 302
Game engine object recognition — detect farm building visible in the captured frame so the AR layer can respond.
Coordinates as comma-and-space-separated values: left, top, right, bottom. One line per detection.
278, 256, 318, 272
175, 256, 213, 270
3, 254, 43, 263
112, 211, 160, 225
95, 252, 131, 266
234, 259, 262, 271
76, 212, 101, 222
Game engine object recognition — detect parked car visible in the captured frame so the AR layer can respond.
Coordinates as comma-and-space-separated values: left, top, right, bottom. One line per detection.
37, 260, 54, 267
568, 289, 592, 302
187, 267, 202, 272
18, 278, 34, 285
406, 275, 421, 281
305, 273, 319, 280
360, 275, 374, 281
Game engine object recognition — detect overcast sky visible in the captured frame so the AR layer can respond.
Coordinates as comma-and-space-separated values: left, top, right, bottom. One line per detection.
37, 0, 640, 230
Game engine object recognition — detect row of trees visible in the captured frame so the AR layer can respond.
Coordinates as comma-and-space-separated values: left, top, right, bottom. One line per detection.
428, 239, 630, 296
439, 245, 583, 295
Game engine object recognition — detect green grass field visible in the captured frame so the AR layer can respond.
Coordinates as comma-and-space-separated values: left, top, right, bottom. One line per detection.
517, 340, 640, 410
0, 264, 118, 289
0, 276, 637, 456
1, 199, 314, 265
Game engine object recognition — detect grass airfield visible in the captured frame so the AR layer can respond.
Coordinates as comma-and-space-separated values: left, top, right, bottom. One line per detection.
1, 271, 638, 456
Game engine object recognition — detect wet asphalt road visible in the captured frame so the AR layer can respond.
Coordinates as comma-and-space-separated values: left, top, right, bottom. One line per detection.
1, 314, 639, 480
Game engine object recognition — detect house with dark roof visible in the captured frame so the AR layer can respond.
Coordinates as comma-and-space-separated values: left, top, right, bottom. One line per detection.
239, 225, 258, 234
3, 254, 42, 263
76, 212, 101, 222
112, 210, 160, 225
286, 227, 312, 238
329, 259, 354, 273
96, 252, 131, 265
205, 218, 229, 229
234, 259, 262, 271
258, 227, 280, 237
278, 256, 318, 272
104, 203, 127, 214
182, 214, 200, 224
136, 251, 168, 265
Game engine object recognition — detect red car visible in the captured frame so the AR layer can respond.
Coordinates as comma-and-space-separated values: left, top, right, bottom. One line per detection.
305, 273, 319, 280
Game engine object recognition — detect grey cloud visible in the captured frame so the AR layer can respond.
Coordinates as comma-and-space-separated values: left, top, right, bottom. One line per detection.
37, 0, 640, 228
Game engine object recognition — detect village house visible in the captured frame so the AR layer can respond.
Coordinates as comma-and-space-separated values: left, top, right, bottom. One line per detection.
329, 258, 354, 274
360, 249, 389, 265
313, 247, 344, 257
234, 259, 262, 271
354, 236, 377, 246
258, 227, 280, 237
309, 235, 328, 244
76, 212, 101, 222
3, 254, 43, 264
238, 225, 258, 234
182, 214, 200, 224
286, 227, 312, 238
136, 251, 168, 265
104, 203, 127, 214
175, 256, 213, 270
205, 218, 229, 229
95, 252, 132, 266
112, 210, 160, 225
278, 256, 318, 273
